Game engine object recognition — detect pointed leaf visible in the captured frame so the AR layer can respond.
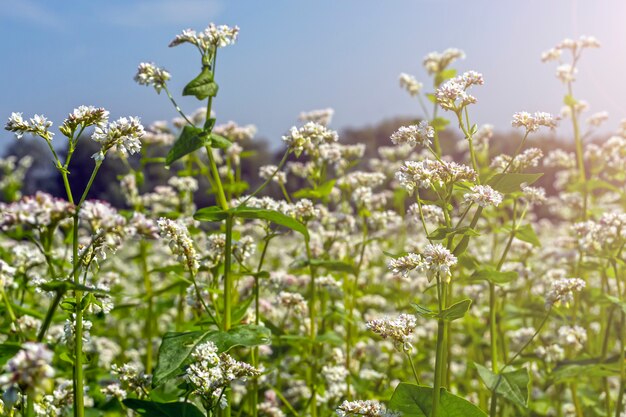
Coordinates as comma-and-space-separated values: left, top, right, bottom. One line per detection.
514, 224, 541, 247
210, 133, 232, 149
233, 207, 309, 241
470, 268, 517, 285
439, 299, 472, 321
487, 173, 543, 194
389, 382, 487, 417
165, 125, 210, 166
122, 399, 205, 417
194, 206, 228, 222
182, 66, 218, 100
475, 363, 529, 408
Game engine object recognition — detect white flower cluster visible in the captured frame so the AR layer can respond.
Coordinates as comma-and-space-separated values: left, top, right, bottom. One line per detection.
5, 112, 54, 140
434, 71, 484, 111
59, 106, 109, 137
388, 243, 457, 281
399, 73, 423, 96
423, 48, 465, 75
0, 192, 75, 231
259, 165, 287, 185
544, 277, 585, 308
91, 116, 145, 161
157, 218, 199, 273
337, 400, 401, 417
511, 111, 557, 132
464, 185, 503, 208
366, 314, 418, 352
282, 122, 339, 157
390, 121, 434, 148
186, 341, 260, 408
169, 24, 240, 52
134, 62, 171, 93
299, 108, 335, 126
395, 159, 476, 193
541, 36, 600, 84
111, 363, 152, 396
0, 343, 54, 394
213, 121, 257, 142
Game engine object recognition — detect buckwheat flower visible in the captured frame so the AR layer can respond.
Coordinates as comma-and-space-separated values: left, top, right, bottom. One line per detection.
0, 260, 16, 289
541, 47, 562, 62
521, 185, 547, 206
423, 48, 465, 75
299, 108, 335, 126
544, 149, 576, 168
59, 106, 109, 137
5, 112, 53, 140
282, 122, 339, 157
366, 314, 418, 352
278, 291, 308, 315
387, 253, 426, 278
111, 363, 152, 396
545, 277, 585, 308
289, 199, 319, 222
168, 176, 199, 193
186, 341, 259, 408
434, 72, 483, 111
213, 121, 257, 142
556, 63, 577, 83
558, 325, 587, 352
201, 23, 240, 47
0, 343, 54, 395
142, 121, 175, 146
337, 400, 401, 417
134, 62, 171, 93
157, 217, 199, 274
534, 344, 565, 363
511, 111, 557, 132
91, 116, 144, 161
586, 111, 609, 127
390, 121, 434, 148
399, 73, 423, 96
423, 243, 457, 279
464, 185, 503, 208
259, 165, 287, 185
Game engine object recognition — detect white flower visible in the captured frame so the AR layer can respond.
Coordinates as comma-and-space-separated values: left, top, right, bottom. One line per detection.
399, 73, 423, 96
134, 62, 171, 93
511, 111, 557, 132
5, 112, 54, 140
464, 185, 503, 207
0, 343, 54, 394
91, 116, 144, 160
390, 121, 434, 148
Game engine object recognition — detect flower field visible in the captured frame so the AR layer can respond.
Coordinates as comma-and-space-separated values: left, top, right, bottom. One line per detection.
1, 22, 625, 417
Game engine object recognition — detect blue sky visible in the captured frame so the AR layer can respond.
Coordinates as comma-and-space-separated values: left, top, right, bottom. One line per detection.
1, 0, 626, 149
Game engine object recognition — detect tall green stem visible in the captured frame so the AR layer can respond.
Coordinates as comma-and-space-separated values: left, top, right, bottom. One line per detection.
432, 273, 447, 417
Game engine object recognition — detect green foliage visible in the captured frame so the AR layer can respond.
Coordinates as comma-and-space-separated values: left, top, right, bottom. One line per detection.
153, 324, 271, 386
123, 399, 206, 417
183, 66, 219, 100
389, 383, 487, 417
475, 363, 530, 408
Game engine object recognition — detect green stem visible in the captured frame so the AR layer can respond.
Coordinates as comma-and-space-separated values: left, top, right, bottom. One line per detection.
140, 241, 154, 373
406, 352, 421, 385
37, 290, 64, 342
305, 239, 318, 417
432, 273, 446, 417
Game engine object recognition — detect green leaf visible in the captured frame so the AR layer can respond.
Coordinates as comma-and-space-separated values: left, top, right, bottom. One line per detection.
389, 382, 487, 417
514, 224, 541, 247
439, 299, 472, 321
182, 66, 218, 100
293, 180, 336, 200
153, 324, 271, 386
487, 173, 543, 194
0, 343, 21, 366
291, 258, 356, 275
39, 279, 107, 294
428, 226, 479, 240
165, 125, 210, 166
193, 206, 229, 222
552, 363, 619, 383
210, 133, 232, 149
233, 207, 309, 241
475, 363, 530, 408
470, 268, 517, 285
435, 69, 458, 86
412, 299, 472, 322
563, 94, 578, 107
122, 399, 205, 417
431, 117, 450, 132
606, 295, 626, 314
